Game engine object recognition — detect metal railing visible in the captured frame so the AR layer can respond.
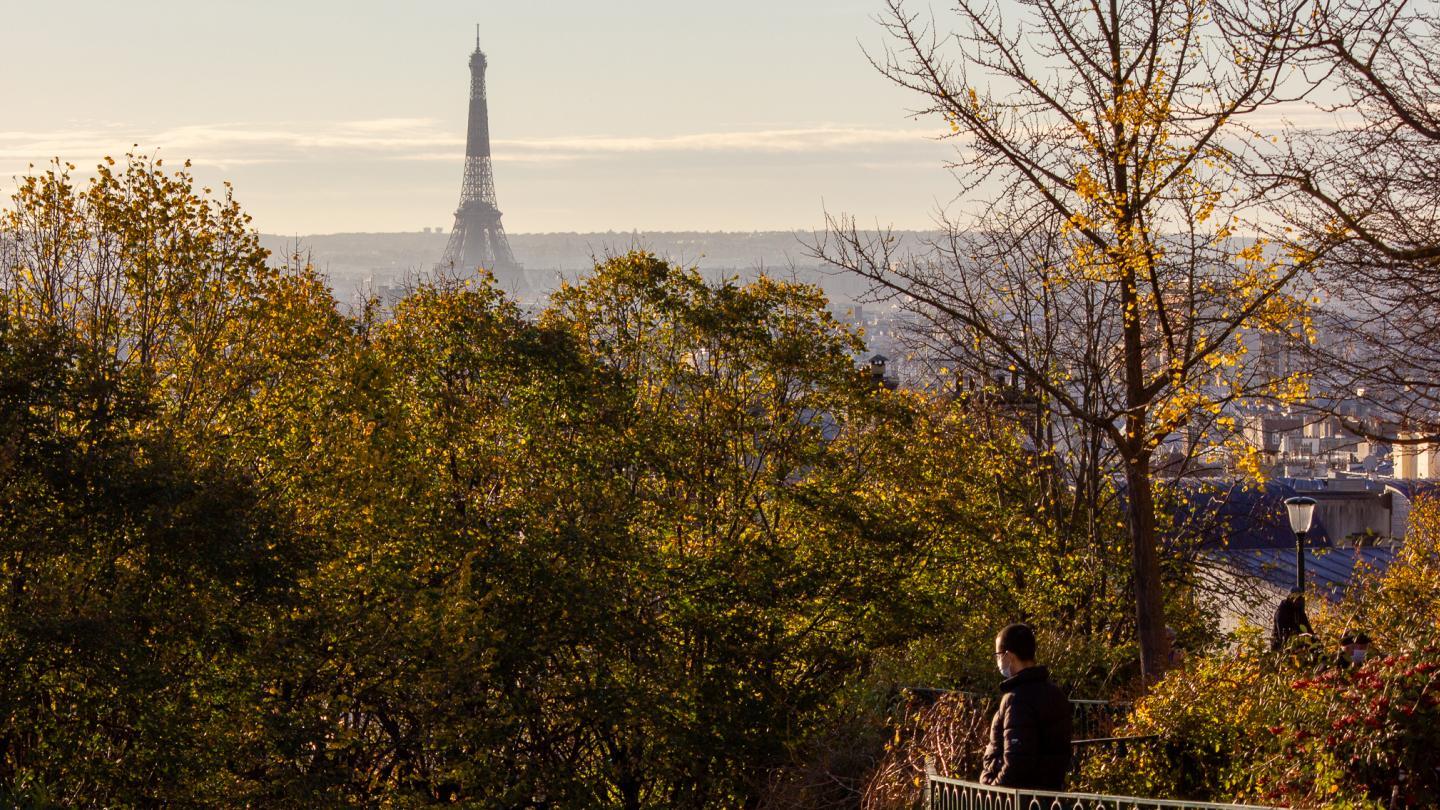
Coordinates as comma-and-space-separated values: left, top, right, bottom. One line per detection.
925, 773, 1277, 810
897, 687, 1133, 740
1068, 698, 1132, 740
1069, 733, 1159, 773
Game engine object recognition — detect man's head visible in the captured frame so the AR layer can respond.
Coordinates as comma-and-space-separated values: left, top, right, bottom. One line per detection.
995, 623, 1037, 679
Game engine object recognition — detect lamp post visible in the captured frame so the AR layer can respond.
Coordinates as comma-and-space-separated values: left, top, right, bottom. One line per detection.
1284, 496, 1317, 609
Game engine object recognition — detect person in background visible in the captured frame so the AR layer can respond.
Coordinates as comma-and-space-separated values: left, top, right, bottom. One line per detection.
1271, 589, 1313, 651
1164, 625, 1186, 669
1336, 629, 1372, 669
980, 623, 1073, 791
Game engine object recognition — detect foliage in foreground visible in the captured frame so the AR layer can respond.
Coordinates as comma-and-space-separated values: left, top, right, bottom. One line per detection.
1082, 497, 1440, 809
0, 157, 1147, 808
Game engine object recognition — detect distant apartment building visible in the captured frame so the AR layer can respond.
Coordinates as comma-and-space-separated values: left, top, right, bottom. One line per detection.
1303, 478, 1409, 542
1394, 433, 1440, 479
1236, 406, 1378, 479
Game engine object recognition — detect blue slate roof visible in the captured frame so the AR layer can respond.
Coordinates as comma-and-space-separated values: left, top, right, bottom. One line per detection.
1173, 479, 1330, 549
1384, 480, 1440, 501
1172, 478, 1439, 550
1208, 546, 1398, 596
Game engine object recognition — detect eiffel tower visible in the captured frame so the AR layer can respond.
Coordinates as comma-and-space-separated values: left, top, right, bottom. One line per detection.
440, 28, 521, 279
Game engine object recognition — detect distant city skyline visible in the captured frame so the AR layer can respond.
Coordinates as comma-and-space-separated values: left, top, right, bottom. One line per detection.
2, 1, 961, 235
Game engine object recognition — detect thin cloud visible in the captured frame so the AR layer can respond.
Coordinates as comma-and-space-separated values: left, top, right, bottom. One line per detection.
342, 117, 443, 133
0, 120, 942, 174
1, 105, 1363, 181
495, 127, 939, 154
0, 120, 462, 170
399, 151, 586, 164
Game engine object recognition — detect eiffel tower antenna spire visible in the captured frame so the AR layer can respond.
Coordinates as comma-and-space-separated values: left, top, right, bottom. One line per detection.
440, 27, 521, 280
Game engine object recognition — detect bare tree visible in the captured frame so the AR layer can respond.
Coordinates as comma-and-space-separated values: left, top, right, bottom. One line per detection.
816, 0, 1315, 680
1226, 0, 1440, 448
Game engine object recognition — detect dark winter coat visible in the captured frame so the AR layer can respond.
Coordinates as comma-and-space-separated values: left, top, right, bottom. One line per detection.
979, 665, 1072, 791
1272, 594, 1314, 651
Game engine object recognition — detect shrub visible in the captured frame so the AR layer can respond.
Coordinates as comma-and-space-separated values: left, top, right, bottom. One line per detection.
1082, 496, 1440, 808
858, 692, 993, 810
1077, 627, 1301, 803
1258, 639, 1440, 808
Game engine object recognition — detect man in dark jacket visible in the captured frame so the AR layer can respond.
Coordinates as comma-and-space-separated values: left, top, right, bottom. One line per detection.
1271, 589, 1313, 651
980, 623, 1072, 791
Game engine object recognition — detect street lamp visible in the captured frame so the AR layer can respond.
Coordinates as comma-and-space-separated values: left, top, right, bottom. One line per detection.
1284, 496, 1317, 608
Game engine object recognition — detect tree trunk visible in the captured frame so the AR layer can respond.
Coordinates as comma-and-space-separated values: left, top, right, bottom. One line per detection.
1124, 450, 1166, 684
1105, 0, 1167, 686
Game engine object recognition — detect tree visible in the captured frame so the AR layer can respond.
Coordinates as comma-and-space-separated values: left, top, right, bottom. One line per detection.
542, 253, 937, 807
1223, 0, 1440, 449
0, 150, 1246, 804
0, 156, 311, 805
255, 275, 635, 805
817, 0, 1315, 680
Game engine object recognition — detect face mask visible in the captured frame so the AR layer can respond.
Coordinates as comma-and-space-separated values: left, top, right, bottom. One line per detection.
998, 657, 1013, 678
1350, 649, 1367, 665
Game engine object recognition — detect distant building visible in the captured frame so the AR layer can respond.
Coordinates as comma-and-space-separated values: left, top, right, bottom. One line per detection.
1236, 407, 1376, 478
866, 354, 898, 391
1394, 433, 1439, 479
1241, 412, 1299, 454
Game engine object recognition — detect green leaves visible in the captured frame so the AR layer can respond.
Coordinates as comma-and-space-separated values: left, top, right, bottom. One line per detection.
1, 164, 1147, 807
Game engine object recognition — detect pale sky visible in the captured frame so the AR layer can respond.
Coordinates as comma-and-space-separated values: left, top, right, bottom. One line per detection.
1, 1, 961, 234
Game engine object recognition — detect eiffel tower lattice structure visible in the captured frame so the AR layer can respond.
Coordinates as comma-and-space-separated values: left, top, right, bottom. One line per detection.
440, 29, 521, 279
